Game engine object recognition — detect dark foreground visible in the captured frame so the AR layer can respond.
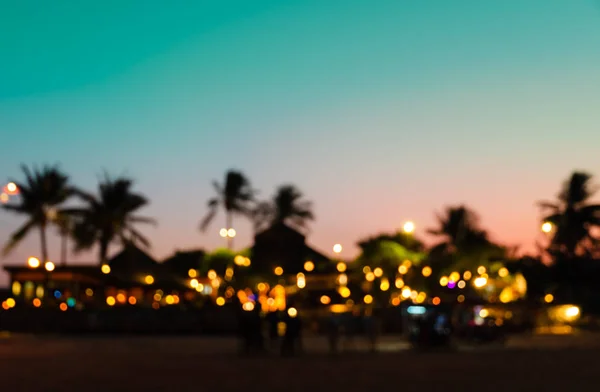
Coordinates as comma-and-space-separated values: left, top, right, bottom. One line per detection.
1, 334, 598, 391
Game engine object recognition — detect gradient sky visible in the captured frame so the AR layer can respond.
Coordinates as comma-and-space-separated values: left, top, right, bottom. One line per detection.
1, 0, 600, 286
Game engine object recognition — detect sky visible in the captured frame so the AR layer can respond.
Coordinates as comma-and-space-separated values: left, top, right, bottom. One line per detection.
1, 0, 600, 286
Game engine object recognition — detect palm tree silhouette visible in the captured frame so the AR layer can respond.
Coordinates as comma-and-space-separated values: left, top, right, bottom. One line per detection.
428, 205, 504, 272
538, 171, 600, 259
200, 170, 254, 249
2, 164, 74, 264
253, 184, 314, 232
68, 175, 156, 265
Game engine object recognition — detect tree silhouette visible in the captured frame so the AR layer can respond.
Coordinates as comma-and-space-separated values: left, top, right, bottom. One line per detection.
538, 171, 600, 259
253, 184, 314, 232
200, 170, 254, 248
2, 164, 74, 264
68, 175, 155, 265
427, 205, 505, 273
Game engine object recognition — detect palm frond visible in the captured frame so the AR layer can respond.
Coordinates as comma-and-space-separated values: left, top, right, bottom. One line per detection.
2, 219, 37, 255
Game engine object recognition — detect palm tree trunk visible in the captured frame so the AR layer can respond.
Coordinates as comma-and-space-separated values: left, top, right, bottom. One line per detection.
99, 239, 109, 265
226, 212, 233, 250
40, 224, 50, 300
40, 224, 49, 264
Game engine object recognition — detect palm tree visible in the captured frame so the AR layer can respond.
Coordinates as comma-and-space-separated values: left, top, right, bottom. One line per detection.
55, 213, 73, 265
253, 184, 314, 232
2, 164, 73, 264
538, 171, 600, 259
427, 205, 505, 273
68, 175, 156, 265
200, 170, 254, 249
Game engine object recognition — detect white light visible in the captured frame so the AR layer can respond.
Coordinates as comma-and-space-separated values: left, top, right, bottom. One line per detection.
227, 228, 236, 238
403, 221, 415, 233
333, 244, 342, 254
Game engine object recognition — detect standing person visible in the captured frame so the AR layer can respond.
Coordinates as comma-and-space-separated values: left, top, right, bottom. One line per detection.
266, 310, 280, 352
327, 312, 340, 354
281, 307, 302, 356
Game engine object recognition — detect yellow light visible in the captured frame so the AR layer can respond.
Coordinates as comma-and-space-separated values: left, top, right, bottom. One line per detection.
188, 269, 197, 278
44, 261, 55, 272
463, 271, 472, 280
165, 295, 175, 305
477, 266, 486, 275
207, 269, 217, 280
474, 277, 488, 288
432, 297, 441, 305
449, 271, 460, 282
337, 273, 348, 285
85, 288, 94, 297
6, 298, 16, 308
287, 307, 298, 318
227, 228, 236, 238
128, 296, 137, 305
35, 285, 44, 298
422, 266, 432, 277
106, 296, 116, 306
211, 278, 220, 288
565, 306, 580, 318
242, 302, 254, 311
479, 309, 489, 318
256, 283, 266, 292
154, 292, 162, 301
398, 265, 408, 275
365, 272, 375, 282
380, 278, 390, 291
216, 297, 226, 306
33, 298, 41, 307
274, 266, 283, 276
304, 261, 314, 272
544, 294, 554, 303
457, 295, 465, 303
243, 257, 251, 267
320, 295, 331, 305
144, 275, 154, 285
101, 264, 111, 274
59, 303, 68, 311
439, 276, 448, 287
195, 283, 204, 292
416, 292, 426, 304
190, 278, 199, 288
232, 255, 244, 266
401, 287, 411, 299
374, 267, 383, 277
333, 244, 342, 254
498, 267, 509, 278
395, 278, 404, 289
364, 294, 373, 304
297, 276, 306, 289
116, 293, 126, 303
541, 222, 553, 233
219, 228, 228, 237
457, 280, 466, 289
27, 257, 40, 268
11, 281, 21, 296
339, 287, 351, 298
336, 262, 346, 272
363, 266, 371, 274
403, 221, 415, 233
0, 193, 8, 203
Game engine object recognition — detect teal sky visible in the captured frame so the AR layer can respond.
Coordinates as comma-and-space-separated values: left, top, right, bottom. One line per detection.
1, 0, 600, 285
